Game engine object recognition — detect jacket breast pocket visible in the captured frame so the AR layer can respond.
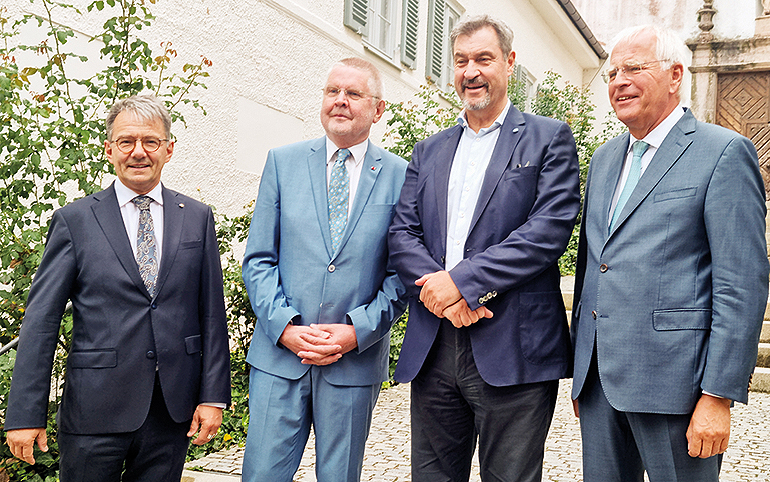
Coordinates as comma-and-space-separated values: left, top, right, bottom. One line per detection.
653, 187, 697, 203
185, 335, 202, 354
69, 349, 118, 368
179, 239, 203, 249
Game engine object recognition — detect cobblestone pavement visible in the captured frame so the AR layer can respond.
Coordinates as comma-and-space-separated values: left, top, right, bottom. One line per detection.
184, 380, 770, 481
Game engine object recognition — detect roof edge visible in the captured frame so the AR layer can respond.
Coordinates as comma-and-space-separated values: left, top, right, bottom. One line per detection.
554, 0, 608, 59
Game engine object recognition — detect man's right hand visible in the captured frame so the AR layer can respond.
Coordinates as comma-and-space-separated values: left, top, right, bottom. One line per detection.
6, 427, 48, 465
278, 324, 343, 366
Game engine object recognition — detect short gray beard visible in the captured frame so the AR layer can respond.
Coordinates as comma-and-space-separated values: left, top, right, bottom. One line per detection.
462, 93, 491, 111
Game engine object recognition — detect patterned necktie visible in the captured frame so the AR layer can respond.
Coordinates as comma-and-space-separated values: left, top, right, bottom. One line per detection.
328, 148, 350, 251
132, 195, 159, 296
610, 140, 649, 232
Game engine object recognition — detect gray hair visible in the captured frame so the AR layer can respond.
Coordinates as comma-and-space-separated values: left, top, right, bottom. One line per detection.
609, 25, 690, 97
329, 57, 385, 101
106, 95, 172, 140
450, 14, 514, 56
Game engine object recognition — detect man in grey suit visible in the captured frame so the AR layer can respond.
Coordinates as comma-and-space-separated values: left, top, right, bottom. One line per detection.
240, 57, 407, 482
571, 25, 769, 481
4, 95, 231, 481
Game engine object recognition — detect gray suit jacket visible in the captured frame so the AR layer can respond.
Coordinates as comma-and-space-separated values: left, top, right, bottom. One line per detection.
6, 184, 231, 434
571, 109, 768, 413
242, 138, 407, 386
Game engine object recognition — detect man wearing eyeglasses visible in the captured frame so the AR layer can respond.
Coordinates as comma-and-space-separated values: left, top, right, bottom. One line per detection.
240, 57, 407, 482
571, 25, 768, 482
4, 95, 231, 481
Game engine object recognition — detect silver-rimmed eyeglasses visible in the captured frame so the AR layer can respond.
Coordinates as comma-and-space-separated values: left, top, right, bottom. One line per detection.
602, 60, 664, 83
323, 86, 380, 102
110, 137, 170, 154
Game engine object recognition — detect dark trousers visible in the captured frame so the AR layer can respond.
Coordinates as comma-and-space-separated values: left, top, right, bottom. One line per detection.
58, 374, 191, 482
578, 353, 721, 482
411, 319, 558, 482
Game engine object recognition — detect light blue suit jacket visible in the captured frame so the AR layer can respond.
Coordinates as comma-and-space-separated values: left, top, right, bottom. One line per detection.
571, 109, 769, 413
243, 137, 408, 386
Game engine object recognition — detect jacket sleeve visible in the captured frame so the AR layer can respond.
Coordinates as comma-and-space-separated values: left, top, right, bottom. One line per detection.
198, 207, 231, 405
242, 149, 301, 346
5, 210, 76, 430
701, 135, 769, 403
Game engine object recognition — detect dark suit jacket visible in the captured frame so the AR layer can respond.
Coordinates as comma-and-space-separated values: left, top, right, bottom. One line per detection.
388, 105, 580, 386
571, 109, 768, 412
5, 183, 231, 434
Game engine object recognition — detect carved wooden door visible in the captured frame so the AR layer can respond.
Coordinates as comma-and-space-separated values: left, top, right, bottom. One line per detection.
716, 71, 770, 198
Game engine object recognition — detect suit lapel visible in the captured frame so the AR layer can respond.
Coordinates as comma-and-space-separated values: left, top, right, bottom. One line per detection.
434, 126, 463, 244
307, 138, 334, 258
609, 112, 695, 236
468, 107, 525, 233
155, 187, 184, 297
91, 184, 149, 297
334, 141, 382, 255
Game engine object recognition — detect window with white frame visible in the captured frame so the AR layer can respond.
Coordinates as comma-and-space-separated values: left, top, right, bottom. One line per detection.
344, 0, 420, 68
425, 0, 462, 91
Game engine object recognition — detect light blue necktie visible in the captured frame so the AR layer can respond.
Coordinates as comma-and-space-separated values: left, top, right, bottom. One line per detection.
132, 195, 159, 296
610, 140, 649, 232
329, 148, 350, 251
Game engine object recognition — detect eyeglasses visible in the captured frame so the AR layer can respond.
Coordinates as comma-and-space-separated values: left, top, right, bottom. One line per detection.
110, 137, 170, 154
602, 60, 664, 83
323, 86, 379, 102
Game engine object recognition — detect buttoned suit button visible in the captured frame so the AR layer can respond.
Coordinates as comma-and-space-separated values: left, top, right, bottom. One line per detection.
328, 264, 336, 273
592, 311, 597, 320
146, 351, 155, 359
599, 264, 608, 273
151, 302, 157, 309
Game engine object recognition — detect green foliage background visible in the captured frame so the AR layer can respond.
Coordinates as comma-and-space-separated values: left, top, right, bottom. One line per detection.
0, 1, 620, 479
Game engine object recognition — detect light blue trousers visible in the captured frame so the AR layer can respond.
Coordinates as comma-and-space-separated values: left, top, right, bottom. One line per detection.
242, 365, 380, 482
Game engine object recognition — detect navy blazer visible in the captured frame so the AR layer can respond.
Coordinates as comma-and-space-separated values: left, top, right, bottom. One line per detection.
6, 184, 231, 434
571, 109, 769, 412
389, 105, 581, 386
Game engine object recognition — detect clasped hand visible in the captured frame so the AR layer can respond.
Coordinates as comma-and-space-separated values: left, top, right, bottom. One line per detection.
416, 271, 492, 327
279, 323, 358, 365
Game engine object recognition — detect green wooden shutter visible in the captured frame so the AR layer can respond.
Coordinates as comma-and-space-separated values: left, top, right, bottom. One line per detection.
425, 0, 445, 82
400, 0, 419, 69
344, 0, 369, 36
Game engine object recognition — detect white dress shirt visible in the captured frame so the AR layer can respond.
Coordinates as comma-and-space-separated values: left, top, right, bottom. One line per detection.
114, 178, 164, 266
325, 137, 368, 216
445, 101, 511, 270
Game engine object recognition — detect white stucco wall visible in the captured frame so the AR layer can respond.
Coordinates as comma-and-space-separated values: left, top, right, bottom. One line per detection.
5, 0, 606, 216
572, 0, 759, 45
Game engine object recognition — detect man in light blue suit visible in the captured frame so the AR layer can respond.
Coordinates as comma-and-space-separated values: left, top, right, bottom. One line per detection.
241, 57, 407, 482
571, 25, 769, 482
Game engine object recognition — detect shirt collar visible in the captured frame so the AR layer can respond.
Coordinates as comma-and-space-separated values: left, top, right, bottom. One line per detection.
457, 100, 511, 135
325, 137, 368, 167
630, 105, 686, 151
114, 177, 164, 208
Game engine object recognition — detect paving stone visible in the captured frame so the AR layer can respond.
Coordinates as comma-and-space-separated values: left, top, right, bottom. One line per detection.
185, 380, 770, 481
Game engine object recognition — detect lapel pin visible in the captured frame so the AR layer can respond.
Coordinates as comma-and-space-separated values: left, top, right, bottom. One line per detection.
512, 128, 519, 133
371, 166, 377, 171
178, 203, 185, 208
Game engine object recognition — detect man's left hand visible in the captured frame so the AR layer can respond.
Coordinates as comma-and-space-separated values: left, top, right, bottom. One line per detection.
416, 271, 462, 316
686, 393, 731, 458
188, 405, 223, 445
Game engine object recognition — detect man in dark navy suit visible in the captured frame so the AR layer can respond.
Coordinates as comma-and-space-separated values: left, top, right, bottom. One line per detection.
5, 95, 231, 481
